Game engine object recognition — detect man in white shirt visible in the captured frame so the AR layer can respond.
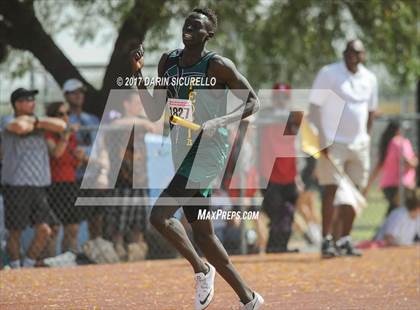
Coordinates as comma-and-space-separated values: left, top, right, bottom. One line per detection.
308, 39, 378, 258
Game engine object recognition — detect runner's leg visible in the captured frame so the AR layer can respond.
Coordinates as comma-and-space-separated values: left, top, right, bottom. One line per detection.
150, 192, 207, 273
189, 210, 253, 304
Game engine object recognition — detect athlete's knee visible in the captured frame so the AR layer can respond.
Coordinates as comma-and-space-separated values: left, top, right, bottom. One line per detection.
149, 207, 169, 230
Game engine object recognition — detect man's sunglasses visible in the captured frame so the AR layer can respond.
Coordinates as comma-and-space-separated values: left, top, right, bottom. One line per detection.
56, 111, 70, 117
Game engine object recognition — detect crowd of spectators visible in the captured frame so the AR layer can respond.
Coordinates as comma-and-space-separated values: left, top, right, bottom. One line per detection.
0, 42, 418, 268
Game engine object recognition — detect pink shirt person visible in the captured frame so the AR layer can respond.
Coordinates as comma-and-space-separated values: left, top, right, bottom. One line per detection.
380, 136, 416, 189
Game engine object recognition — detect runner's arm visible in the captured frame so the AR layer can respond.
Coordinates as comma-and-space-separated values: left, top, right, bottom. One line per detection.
131, 47, 168, 122
207, 56, 260, 126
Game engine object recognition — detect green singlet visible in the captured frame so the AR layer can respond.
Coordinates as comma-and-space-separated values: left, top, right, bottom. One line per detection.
163, 49, 229, 196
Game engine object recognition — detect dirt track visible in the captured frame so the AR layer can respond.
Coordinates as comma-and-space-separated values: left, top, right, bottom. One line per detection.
1, 247, 419, 309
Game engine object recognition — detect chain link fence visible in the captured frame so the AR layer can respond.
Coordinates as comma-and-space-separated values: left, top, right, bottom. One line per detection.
0, 112, 417, 268
0, 68, 419, 265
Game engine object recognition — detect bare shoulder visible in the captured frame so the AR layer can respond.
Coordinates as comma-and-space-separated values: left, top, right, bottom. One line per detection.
208, 55, 239, 83
157, 52, 170, 76
209, 55, 237, 71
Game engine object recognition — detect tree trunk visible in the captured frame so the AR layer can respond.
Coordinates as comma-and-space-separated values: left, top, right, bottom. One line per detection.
0, 0, 168, 117
99, 0, 167, 115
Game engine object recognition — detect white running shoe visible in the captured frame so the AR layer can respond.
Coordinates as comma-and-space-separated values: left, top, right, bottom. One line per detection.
240, 292, 264, 310
195, 263, 216, 310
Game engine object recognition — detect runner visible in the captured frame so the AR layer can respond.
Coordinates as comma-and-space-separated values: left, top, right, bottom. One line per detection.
130, 7, 264, 310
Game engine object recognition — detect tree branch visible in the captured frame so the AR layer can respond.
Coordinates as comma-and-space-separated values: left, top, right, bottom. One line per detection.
0, 0, 100, 114
100, 0, 167, 100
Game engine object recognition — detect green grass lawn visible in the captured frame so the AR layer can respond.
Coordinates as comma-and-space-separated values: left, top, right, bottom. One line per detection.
352, 189, 387, 241
290, 189, 388, 244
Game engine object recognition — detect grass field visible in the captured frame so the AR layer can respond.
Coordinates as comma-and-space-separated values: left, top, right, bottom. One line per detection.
352, 189, 388, 241
289, 188, 388, 245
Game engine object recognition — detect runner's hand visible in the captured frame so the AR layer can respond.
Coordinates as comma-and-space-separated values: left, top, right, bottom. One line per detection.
202, 118, 223, 138
130, 44, 144, 73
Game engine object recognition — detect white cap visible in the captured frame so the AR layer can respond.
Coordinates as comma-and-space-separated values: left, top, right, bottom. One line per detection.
63, 79, 85, 93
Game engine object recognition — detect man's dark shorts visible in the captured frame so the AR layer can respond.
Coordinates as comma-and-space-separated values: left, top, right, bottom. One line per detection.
3, 185, 59, 230
48, 182, 82, 225
161, 174, 210, 223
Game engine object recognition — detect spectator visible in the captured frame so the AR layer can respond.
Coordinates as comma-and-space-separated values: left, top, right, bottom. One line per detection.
375, 189, 420, 246
45, 101, 87, 254
308, 39, 378, 257
104, 90, 156, 261
364, 121, 418, 215
258, 83, 301, 253
63, 79, 103, 240
1, 88, 66, 268
63, 79, 99, 156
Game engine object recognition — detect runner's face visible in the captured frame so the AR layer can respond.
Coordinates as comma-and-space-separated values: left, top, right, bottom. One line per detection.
182, 14, 212, 47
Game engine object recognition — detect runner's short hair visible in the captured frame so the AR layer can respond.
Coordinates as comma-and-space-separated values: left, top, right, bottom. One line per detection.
192, 8, 217, 32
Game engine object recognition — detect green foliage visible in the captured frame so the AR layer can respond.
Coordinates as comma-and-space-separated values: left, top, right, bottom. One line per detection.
2, 51, 35, 79
242, 1, 332, 86
345, 0, 419, 87
34, 0, 130, 45
2, 0, 418, 90
352, 188, 387, 241
242, 0, 418, 88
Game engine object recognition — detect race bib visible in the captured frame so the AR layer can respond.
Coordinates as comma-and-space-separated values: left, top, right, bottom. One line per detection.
167, 98, 193, 122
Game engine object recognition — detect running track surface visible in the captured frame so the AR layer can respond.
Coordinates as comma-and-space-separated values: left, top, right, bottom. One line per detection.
1, 247, 419, 309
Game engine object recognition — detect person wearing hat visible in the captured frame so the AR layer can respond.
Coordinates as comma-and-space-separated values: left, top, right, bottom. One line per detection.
1, 88, 66, 268
63, 79, 99, 149
308, 39, 378, 258
62, 79, 107, 241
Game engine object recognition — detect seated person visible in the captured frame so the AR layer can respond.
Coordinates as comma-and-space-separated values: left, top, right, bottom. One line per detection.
375, 189, 419, 246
